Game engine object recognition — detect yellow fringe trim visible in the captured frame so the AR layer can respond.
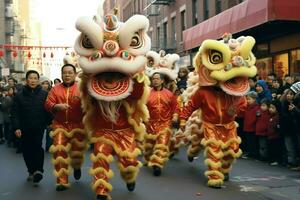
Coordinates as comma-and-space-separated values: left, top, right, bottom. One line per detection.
92, 179, 113, 192
201, 137, 241, 150
221, 166, 232, 174
221, 158, 236, 165
70, 151, 85, 158
70, 138, 87, 148
53, 167, 71, 177
153, 149, 169, 157
201, 138, 222, 147
51, 156, 71, 165
203, 147, 224, 159
90, 153, 114, 163
221, 137, 241, 149
144, 142, 154, 149
118, 162, 142, 182
223, 149, 242, 158
90, 137, 141, 158
49, 144, 71, 153
89, 167, 114, 179
154, 143, 169, 151
149, 155, 168, 167
187, 147, 201, 157
50, 128, 86, 138
204, 159, 222, 169
204, 170, 224, 180
145, 134, 158, 140
207, 179, 224, 186
55, 183, 70, 188
123, 75, 150, 142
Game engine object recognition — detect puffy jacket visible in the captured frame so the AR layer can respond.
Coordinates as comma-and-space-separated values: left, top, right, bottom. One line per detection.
11, 85, 51, 133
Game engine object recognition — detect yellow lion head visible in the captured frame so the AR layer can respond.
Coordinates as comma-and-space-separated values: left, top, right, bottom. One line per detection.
194, 34, 257, 96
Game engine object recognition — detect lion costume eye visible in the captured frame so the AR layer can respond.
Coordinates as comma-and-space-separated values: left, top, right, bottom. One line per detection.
90, 52, 102, 61
147, 58, 154, 67
121, 51, 131, 60
82, 35, 94, 49
130, 33, 142, 48
209, 50, 223, 64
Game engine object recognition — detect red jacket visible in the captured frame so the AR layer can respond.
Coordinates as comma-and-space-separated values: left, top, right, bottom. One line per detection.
45, 83, 84, 130
243, 103, 260, 132
255, 109, 271, 136
181, 87, 247, 124
267, 113, 280, 139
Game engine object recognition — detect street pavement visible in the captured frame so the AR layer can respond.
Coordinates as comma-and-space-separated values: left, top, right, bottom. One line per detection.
0, 143, 300, 200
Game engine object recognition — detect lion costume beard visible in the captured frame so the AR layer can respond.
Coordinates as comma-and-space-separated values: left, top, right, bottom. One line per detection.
97, 100, 122, 124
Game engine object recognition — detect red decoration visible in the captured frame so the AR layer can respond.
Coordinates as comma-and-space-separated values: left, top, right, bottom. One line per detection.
28, 51, 32, 58
51, 52, 54, 58
12, 51, 18, 58
43, 52, 46, 58
0, 50, 4, 57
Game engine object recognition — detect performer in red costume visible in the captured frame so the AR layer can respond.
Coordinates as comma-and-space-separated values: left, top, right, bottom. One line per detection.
180, 33, 257, 188
45, 61, 88, 191
144, 72, 179, 176
74, 2, 151, 199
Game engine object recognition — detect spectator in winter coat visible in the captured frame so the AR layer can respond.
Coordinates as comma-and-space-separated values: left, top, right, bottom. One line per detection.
255, 98, 271, 161
255, 80, 272, 104
176, 67, 189, 93
279, 89, 299, 168
267, 100, 282, 166
11, 70, 52, 186
243, 91, 260, 158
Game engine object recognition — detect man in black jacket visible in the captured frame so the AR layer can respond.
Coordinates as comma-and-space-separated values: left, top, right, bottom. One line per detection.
11, 70, 51, 185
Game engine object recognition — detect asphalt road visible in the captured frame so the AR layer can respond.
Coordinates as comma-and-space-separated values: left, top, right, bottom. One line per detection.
0, 143, 299, 200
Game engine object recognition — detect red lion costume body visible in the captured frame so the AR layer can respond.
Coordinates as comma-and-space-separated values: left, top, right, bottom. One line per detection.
74, 1, 151, 199
180, 34, 257, 188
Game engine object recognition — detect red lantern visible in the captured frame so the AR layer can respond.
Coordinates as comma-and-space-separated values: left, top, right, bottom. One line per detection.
43, 52, 46, 58
28, 51, 32, 58
50, 52, 54, 58
12, 51, 18, 58
0, 50, 4, 57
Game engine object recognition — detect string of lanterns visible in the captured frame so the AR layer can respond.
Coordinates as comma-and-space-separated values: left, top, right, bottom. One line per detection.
0, 44, 73, 59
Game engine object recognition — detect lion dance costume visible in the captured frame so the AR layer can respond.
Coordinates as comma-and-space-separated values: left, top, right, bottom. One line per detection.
144, 50, 180, 175
45, 57, 88, 190
180, 34, 257, 188
74, 1, 150, 199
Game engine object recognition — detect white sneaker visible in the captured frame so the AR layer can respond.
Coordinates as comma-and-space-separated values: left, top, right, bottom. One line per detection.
270, 162, 278, 166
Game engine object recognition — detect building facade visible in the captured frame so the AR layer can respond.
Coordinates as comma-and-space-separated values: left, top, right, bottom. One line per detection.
104, 0, 300, 79
0, 0, 42, 79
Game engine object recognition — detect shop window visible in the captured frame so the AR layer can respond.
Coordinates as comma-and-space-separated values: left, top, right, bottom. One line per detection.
256, 43, 269, 58
256, 57, 272, 80
274, 53, 289, 80
290, 49, 300, 75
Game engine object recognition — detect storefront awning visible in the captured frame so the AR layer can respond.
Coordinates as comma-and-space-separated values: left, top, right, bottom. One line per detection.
183, 0, 300, 50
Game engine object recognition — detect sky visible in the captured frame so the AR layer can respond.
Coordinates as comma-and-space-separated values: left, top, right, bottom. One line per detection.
36, 0, 101, 46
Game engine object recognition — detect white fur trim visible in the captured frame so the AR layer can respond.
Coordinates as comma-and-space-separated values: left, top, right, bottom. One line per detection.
145, 66, 178, 80
119, 15, 150, 55
74, 35, 95, 57
75, 16, 103, 49
87, 78, 134, 101
146, 51, 160, 66
79, 56, 147, 75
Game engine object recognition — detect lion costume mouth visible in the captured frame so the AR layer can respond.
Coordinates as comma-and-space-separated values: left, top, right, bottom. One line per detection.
220, 77, 249, 96
88, 72, 133, 101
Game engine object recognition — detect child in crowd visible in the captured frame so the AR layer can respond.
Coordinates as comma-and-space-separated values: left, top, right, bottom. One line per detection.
242, 91, 260, 159
255, 98, 271, 161
267, 100, 282, 165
